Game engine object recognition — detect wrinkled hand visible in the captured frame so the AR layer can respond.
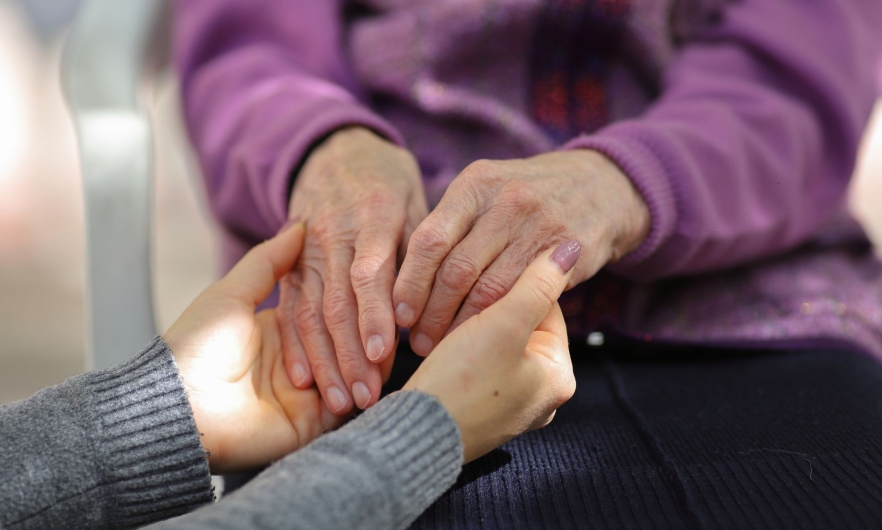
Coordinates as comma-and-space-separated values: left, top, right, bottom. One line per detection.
404, 241, 580, 462
393, 150, 650, 356
164, 223, 372, 474
280, 127, 428, 414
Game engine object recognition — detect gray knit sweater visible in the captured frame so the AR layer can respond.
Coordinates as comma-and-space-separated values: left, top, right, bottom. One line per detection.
0, 338, 463, 529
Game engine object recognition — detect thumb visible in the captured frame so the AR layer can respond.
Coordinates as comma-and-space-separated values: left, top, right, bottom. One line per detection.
218, 221, 307, 307
480, 239, 581, 344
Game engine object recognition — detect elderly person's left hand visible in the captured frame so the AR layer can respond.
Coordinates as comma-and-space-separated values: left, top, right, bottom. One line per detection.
393, 150, 651, 355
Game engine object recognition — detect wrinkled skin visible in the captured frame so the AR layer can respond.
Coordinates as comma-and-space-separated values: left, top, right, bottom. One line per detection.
393, 150, 650, 356
280, 126, 649, 412
279, 127, 428, 414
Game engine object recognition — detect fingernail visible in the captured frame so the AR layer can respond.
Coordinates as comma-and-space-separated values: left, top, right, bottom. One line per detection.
550, 239, 582, 273
352, 382, 372, 409
279, 216, 302, 233
291, 363, 309, 386
411, 333, 433, 355
327, 386, 348, 413
366, 335, 385, 362
395, 303, 415, 326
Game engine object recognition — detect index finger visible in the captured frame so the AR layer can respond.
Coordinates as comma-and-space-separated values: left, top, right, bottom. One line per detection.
482, 239, 581, 343
392, 183, 477, 327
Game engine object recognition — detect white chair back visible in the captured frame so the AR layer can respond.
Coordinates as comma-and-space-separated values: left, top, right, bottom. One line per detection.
62, 0, 167, 369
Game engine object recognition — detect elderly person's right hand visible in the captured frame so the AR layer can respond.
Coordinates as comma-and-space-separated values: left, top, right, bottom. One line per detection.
405, 239, 579, 462
279, 127, 429, 414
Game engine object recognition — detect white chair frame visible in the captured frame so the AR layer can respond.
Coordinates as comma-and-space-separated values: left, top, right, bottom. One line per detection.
62, 0, 167, 369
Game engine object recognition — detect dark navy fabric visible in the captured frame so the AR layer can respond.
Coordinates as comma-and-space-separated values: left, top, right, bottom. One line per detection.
403, 340, 882, 529
229, 339, 882, 529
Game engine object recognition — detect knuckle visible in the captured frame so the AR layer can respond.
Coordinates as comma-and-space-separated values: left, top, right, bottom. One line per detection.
471, 274, 512, 310
438, 254, 481, 292
306, 354, 341, 378
336, 351, 368, 376
294, 300, 324, 335
357, 301, 388, 326
323, 289, 353, 327
462, 159, 496, 182
410, 224, 451, 258
418, 308, 449, 330
350, 255, 386, 290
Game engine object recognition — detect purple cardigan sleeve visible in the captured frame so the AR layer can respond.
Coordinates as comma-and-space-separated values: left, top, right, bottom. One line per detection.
568, 0, 882, 279
174, 0, 404, 241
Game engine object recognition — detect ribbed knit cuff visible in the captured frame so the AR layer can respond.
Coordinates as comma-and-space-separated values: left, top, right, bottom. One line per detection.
562, 123, 679, 277
327, 391, 463, 528
85, 337, 214, 528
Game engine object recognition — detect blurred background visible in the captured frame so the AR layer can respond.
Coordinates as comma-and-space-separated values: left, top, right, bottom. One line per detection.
0, 0, 880, 404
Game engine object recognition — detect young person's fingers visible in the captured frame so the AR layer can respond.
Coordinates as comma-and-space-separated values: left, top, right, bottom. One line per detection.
534, 301, 567, 340
220, 221, 305, 307
480, 239, 581, 346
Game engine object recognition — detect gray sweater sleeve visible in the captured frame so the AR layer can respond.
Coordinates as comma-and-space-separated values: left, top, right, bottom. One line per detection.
147, 391, 464, 530
1, 337, 463, 530
0, 338, 215, 530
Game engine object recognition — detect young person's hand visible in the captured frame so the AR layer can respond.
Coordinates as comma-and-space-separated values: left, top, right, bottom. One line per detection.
164, 222, 393, 474
279, 127, 428, 415
403, 239, 581, 462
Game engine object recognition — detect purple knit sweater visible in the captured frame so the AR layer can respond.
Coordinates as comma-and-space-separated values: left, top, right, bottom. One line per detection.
174, 0, 882, 357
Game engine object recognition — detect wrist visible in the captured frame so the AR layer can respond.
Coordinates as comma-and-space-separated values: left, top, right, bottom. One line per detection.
172, 364, 222, 472
565, 149, 651, 263
288, 126, 401, 214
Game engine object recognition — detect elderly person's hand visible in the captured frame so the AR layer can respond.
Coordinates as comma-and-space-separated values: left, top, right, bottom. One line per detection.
164, 222, 393, 474
393, 150, 650, 355
404, 240, 579, 462
278, 127, 428, 414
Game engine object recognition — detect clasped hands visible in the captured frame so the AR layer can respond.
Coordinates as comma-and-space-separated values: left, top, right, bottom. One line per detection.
280, 127, 649, 413
163, 126, 649, 474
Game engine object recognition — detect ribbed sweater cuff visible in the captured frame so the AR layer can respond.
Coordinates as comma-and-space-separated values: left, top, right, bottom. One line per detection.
335, 391, 463, 527
563, 123, 679, 277
85, 337, 214, 528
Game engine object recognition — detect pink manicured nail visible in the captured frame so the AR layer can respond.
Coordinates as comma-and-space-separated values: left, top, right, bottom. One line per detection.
366, 335, 385, 362
352, 382, 372, 409
291, 363, 309, 387
327, 386, 348, 414
395, 303, 415, 326
550, 239, 582, 273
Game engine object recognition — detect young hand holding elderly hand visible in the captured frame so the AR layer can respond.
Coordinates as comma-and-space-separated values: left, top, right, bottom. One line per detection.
279, 132, 648, 407
163, 219, 577, 473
